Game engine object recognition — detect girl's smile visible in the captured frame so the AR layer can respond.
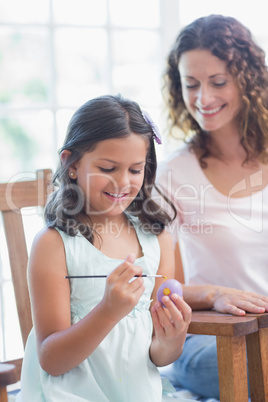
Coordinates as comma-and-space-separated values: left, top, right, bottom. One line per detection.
104, 191, 129, 201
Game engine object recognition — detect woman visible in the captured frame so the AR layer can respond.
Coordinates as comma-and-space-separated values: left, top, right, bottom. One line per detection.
157, 14, 268, 399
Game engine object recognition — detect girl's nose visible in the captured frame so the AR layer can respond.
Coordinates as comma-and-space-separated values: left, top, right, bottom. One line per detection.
114, 170, 130, 189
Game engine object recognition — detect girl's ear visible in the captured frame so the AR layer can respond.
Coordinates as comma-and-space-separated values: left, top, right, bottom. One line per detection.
61, 150, 78, 180
61, 149, 72, 164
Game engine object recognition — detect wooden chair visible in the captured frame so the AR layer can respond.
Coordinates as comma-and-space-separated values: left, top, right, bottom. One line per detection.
189, 311, 268, 401
189, 311, 257, 402
0, 168, 267, 402
0, 169, 52, 402
246, 312, 268, 401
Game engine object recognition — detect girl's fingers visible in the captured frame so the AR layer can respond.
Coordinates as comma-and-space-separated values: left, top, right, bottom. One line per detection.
161, 294, 191, 324
170, 294, 192, 323
151, 303, 165, 334
151, 302, 175, 338
117, 255, 143, 283
108, 255, 143, 284
120, 264, 143, 283
153, 298, 184, 335
127, 276, 145, 294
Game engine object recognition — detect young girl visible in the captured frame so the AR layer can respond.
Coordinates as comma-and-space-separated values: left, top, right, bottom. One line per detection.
19, 94, 191, 402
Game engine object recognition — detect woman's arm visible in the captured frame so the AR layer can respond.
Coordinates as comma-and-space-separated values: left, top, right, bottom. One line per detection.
174, 241, 185, 283
149, 230, 191, 367
173, 241, 268, 315
28, 230, 144, 376
182, 284, 268, 315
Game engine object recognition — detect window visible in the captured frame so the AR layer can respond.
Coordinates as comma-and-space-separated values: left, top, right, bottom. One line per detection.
0, 0, 181, 361
0, 0, 177, 184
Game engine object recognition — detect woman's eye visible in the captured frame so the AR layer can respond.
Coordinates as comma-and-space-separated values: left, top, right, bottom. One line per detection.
99, 167, 114, 172
186, 84, 199, 89
213, 82, 226, 87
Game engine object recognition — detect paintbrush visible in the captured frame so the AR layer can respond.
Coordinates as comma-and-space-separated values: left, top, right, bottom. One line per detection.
65, 274, 167, 279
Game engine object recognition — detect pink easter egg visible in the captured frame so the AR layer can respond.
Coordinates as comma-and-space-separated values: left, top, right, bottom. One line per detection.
157, 279, 183, 307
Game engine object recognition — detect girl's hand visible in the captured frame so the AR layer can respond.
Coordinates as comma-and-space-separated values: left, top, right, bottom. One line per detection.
212, 287, 268, 316
100, 253, 145, 322
150, 294, 192, 366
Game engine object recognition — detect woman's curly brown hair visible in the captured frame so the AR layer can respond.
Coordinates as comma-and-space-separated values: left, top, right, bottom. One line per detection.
163, 14, 268, 167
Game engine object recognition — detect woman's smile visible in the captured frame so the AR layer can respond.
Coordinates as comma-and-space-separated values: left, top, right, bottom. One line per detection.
195, 104, 225, 116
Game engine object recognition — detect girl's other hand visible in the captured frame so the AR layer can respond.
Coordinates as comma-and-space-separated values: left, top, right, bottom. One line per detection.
100, 253, 145, 322
150, 294, 191, 365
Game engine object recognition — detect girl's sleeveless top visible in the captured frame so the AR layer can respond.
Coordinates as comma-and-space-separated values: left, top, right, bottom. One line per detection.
20, 216, 163, 402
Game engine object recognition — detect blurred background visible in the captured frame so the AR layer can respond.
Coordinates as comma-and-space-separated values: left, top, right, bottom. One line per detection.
1, 0, 268, 361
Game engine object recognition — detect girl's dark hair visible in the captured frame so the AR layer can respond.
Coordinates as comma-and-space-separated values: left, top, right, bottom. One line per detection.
163, 14, 268, 166
45, 94, 176, 242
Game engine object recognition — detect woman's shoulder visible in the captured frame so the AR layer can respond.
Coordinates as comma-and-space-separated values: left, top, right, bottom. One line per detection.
160, 143, 196, 165
167, 141, 194, 161
157, 142, 196, 180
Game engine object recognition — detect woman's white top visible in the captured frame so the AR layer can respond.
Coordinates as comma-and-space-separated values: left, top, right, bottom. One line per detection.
156, 144, 268, 295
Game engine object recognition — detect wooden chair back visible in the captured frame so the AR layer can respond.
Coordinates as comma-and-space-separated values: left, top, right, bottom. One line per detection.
0, 169, 52, 401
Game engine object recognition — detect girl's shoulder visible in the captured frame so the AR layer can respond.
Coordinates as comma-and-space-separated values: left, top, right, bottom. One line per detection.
33, 226, 63, 248
28, 227, 67, 280
157, 228, 172, 244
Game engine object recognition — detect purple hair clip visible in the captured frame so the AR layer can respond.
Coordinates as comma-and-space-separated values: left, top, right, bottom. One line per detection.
141, 110, 162, 144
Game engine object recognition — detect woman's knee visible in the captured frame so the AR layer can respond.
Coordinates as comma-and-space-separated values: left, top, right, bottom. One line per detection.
170, 335, 220, 399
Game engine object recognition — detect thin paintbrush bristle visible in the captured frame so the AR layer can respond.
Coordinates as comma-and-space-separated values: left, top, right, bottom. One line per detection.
65, 274, 167, 279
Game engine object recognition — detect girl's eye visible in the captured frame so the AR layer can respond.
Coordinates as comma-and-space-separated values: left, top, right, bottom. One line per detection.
130, 168, 142, 174
98, 166, 143, 174
99, 167, 114, 172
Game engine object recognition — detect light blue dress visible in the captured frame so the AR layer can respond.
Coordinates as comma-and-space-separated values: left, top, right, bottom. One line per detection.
20, 216, 163, 402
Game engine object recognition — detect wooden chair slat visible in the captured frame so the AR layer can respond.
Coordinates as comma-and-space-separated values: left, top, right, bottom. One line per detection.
0, 169, 53, 400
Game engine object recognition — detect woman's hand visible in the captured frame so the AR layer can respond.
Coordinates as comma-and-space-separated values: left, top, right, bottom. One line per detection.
182, 284, 268, 316
150, 294, 192, 366
100, 253, 145, 322
212, 286, 268, 316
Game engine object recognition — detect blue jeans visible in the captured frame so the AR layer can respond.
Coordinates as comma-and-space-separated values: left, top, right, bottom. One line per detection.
162, 335, 220, 399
